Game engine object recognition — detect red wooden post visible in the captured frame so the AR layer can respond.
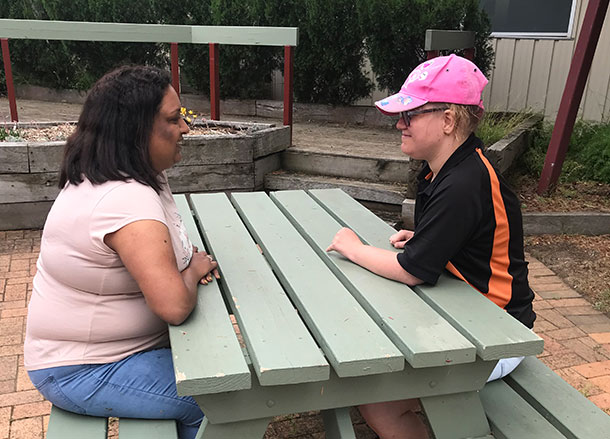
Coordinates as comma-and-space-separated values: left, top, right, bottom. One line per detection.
283, 45, 294, 145
426, 50, 439, 60
209, 43, 220, 121
537, 0, 610, 194
170, 43, 180, 97
1, 38, 19, 122
463, 47, 475, 61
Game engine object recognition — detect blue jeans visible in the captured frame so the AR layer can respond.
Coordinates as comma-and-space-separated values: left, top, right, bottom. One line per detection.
28, 348, 203, 439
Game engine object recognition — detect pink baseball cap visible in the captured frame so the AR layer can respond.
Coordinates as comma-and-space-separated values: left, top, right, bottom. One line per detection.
375, 54, 488, 115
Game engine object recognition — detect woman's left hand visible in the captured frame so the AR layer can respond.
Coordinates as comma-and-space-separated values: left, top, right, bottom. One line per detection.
326, 227, 363, 259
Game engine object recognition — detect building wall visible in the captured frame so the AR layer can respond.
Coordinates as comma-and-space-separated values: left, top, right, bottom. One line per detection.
484, 0, 610, 121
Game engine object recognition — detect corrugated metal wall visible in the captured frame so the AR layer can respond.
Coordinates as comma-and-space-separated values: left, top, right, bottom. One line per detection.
484, 0, 610, 121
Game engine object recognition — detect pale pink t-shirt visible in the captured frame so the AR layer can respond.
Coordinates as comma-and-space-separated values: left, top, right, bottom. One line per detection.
24, 173, 192, 371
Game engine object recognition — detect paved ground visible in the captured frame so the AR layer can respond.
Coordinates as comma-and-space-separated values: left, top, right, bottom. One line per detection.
2, 99, 610, 437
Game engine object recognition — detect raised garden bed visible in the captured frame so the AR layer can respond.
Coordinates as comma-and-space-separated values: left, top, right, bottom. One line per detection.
0, 120, 290, 230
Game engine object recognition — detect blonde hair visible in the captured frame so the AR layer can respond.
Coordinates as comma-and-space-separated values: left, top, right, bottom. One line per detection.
447, 104, 484, 136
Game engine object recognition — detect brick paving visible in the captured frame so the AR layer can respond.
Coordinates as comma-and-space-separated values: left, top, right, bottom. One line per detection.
2, 229, 610, 438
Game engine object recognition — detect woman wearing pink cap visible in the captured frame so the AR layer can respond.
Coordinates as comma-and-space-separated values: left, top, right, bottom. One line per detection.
327, 54, 536, 439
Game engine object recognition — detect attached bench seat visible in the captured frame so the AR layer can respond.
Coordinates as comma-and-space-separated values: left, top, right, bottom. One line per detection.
481, 356, 610, 438
46, 405, 178, 439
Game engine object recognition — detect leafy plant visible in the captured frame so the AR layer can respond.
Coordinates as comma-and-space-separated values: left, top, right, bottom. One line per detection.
0, 126, 22, 141
518, 120, 610, 184
263, 0, 372, 105
358, 0, 494, 94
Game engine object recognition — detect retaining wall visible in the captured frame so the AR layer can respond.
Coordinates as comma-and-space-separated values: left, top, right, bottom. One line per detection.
0, 121, 290, 230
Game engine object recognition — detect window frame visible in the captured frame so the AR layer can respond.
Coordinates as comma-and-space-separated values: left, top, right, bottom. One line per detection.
484, 0, 578, 40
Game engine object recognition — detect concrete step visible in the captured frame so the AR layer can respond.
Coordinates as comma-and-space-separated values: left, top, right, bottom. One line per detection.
264, 170, 409, 206
281, 146, 419, 188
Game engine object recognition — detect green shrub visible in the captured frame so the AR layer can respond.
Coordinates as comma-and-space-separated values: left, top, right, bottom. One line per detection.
358, 0, 494, 93
2, 0, 164, 90
265, 0, 372, 105
518, 120, 610, 184
1, 0, 492, 105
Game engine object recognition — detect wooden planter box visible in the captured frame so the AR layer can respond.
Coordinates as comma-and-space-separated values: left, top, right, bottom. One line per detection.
0, 120, 290, 230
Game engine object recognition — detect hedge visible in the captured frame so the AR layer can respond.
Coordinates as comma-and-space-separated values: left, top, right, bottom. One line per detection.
0, 0, 493, 106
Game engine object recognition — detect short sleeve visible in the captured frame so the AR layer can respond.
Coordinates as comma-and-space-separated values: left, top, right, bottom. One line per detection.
89, 182, 167, 253
397, 175, 482, 284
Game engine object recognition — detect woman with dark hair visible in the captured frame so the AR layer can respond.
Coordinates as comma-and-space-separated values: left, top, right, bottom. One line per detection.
24, 65, 215, 439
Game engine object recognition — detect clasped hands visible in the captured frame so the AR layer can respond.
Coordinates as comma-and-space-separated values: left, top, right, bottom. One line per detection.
191, 245, 221, 285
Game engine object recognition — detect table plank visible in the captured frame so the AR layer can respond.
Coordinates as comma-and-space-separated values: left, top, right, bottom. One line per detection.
190, 192, 329, 386
169, 195, 250, 395
270, 190, 476, 368
308, 188, 544, 360
230, 192, 404, 377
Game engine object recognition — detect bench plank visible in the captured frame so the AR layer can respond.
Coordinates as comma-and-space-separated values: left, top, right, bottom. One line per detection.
119, 418, 178, 439
230, 191, 404, 377
169, 195, 251, 396
308, 188, 544, 360
504, 356, 610, 438
481, 379, 565, 439
46, 406, 107, 439
190, 192, 329, 386
270, 190, 476, 368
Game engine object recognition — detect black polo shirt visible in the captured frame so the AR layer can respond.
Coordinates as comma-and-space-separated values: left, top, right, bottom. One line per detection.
397, 134, 536, 328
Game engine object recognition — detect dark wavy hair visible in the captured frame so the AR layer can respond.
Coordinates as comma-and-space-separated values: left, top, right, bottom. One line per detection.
59, 65, 172, 193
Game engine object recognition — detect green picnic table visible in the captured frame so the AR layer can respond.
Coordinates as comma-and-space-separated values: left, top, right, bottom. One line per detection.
169, 188, 543, 439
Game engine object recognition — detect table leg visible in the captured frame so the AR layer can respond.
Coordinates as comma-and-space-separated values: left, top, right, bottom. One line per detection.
321, 407, 356, 439
195, 416, 272, 439
420, 391, 491, 439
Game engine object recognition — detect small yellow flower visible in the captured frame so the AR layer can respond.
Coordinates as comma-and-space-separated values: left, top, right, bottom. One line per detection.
180, 107, 187, 116
186, 117, 192, 123
193, 114, 197, 118
188, 110, 193, 115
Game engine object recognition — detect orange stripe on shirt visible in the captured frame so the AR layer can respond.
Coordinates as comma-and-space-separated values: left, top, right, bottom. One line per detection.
474, 148, 513, 308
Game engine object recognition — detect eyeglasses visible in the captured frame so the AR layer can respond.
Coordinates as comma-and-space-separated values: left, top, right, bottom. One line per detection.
400, 107, 448, 127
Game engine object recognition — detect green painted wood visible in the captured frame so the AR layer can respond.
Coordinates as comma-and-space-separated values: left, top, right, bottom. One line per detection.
0, 19, 298, 46
270, 190, 476, 368
196, 417, 272, 439
195, 352, 496, 424
480, 379, 565, 439
424, 29, 475, 51
191, 26, 298, 46
169, 195, 250, 395
190, 192, 329, 386
420, 391, 491, 439
46, 406, 107, 439
119, 418, 178, 439
321, 408, 357, 439
504, 356, 610, 438
308, 188, 544, 361
230, 192, 404, 377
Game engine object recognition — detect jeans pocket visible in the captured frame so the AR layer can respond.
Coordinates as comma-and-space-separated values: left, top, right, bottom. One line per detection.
36, 376, 86, 415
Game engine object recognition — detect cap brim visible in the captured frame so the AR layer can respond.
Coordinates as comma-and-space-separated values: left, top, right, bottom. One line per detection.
374, 92, 427, 115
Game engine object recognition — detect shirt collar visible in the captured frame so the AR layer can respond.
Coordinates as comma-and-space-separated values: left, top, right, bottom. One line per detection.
417, 133, 483, 185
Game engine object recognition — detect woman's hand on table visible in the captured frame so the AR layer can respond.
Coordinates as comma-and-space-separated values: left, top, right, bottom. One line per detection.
326, 227, 364, 260
389, 229, 414, 249
190, 245, 220, 285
